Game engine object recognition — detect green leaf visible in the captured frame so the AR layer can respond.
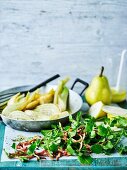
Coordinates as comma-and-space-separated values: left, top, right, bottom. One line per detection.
11, 143, 16, 150
69, 130, 76, 137
41, 130, 52, 136
90, 130, 96, 138
19, 156, 29, 162
117, 145, 127, 154
54, 137, 61, 145
91, 144, 103, 154
116, 117, 127, 127
108, 135, 114, 139
123, 130, 127, 137
110, 119, 117, 127
49, 143, 58, 152
76, 111, 82, 122
64, 126, 70, 131
78, 155, 92, 165
97, 125, 108, 137
103, 141, 113, 150
67, 138, 72, 145
67, 145, 75, 155
85, 119, 94, 133
99, 138, 105, 142
58, 122, 63, 131
69, 115, 73, 122
35, 139, 41, 146
27, 142, 37, 155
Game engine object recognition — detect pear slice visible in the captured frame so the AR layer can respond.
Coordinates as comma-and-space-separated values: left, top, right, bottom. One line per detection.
102, 105, 127, 119
111, 88, 126, 103
89, 101, 106, 119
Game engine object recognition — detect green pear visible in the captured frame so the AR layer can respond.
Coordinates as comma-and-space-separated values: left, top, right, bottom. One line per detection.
85, 66, 112, 105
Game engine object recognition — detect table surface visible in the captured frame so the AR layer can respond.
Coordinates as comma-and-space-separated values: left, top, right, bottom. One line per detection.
0, 97, 127, 170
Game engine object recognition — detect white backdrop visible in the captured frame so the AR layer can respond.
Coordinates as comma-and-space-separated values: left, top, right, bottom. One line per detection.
0, 0, 127, 90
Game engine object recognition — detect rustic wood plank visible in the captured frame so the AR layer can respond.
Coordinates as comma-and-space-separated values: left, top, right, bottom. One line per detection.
0, 0, 127, 91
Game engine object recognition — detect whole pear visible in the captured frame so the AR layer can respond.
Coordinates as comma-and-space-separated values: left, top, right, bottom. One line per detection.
85, 66, 112, 105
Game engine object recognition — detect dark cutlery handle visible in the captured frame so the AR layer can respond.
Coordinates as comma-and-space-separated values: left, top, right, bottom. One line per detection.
71, 78, 89, 96
29, 74, 60, 92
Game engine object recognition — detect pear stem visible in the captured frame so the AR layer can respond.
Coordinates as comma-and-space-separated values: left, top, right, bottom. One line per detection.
99, 66, 104, 77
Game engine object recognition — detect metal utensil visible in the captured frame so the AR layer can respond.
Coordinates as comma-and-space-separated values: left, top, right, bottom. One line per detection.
0, 74, 60, 104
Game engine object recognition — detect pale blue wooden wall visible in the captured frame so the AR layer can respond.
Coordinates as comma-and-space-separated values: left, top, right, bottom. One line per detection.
0, 0, 127, 90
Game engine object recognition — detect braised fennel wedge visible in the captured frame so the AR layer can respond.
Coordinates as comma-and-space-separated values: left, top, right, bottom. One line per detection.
2, 77, 70, 121
5, 112, 127, 164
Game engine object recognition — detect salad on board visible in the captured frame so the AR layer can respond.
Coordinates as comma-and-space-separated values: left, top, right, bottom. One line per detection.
4, 112, 127, 164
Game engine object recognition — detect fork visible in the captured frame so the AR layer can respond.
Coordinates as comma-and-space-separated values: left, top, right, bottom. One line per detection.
0, 74, 60, 105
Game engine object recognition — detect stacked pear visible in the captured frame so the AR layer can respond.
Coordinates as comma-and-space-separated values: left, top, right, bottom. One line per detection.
85, 66, 112, 105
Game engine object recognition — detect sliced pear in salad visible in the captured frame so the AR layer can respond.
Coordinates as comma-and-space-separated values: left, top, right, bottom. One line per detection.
111, 88, 126, 103
89, 101, 106, 119
102, 105, 127, 119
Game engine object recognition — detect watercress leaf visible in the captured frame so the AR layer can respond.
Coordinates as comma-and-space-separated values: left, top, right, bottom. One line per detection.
103, 141, 113, 150
27, 142, 37, 155
67, 138, 72, 145
55, 137, 61, 144
76, 111, 82, 123
78, 155, 92, 165
108, 135, 114, 139
90, 130, 96, 138
51, 124, 57, 129
69, 115, 73, 122
99, 138, 105, 142
85, 121, 94, 132
19, 156, 29, 162
58, 122, 63, 131
69, 130, 76, 137
67, 145, 75, 155
11, 143, 16, 150
103, 117, 110, 124
84, 138, 90, 144
49, 143, 58, 152
91, 144, 103, 154
116, 117, 127, 127
78, 152, 83, 156
35, 139, 41, 146
41, 130, 52, 136
110, 119, 117, 127
117, 145, 127, 154
64, 126, 70, 131
123, 130, 127, 137
97, 125, 108, 137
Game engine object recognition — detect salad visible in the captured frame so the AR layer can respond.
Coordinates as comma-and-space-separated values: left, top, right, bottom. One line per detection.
4, 112, 127, 164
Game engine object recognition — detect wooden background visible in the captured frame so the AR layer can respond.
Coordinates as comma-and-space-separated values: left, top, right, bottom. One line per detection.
0, 0, 127, 91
